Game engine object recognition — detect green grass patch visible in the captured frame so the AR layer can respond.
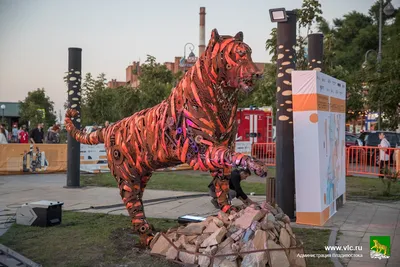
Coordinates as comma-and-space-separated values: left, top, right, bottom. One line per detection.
0, 211, 332, 267
293, 228, 333, 267
0, 211, 179, 267
81, 171, 267, 195
81, 171, 400, 201
346, 176, 400, 201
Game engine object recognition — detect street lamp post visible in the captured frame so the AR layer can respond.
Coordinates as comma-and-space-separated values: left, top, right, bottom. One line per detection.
180, 43, 197, 73
362, 0, 394, 130
269, 8, 297, 219
0, 104, 5, 123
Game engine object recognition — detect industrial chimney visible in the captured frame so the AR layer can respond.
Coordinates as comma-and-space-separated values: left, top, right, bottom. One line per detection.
199, 7, 206, 56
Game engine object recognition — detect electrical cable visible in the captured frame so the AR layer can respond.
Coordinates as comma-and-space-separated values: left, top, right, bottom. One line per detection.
68, 193, 208, 212
0, 203, 22, 229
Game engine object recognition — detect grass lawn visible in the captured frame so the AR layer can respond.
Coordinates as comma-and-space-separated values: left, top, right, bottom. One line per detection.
0, 211, 332, 267
346, 176, 400, 201
81, 170, 400, 201
293, 228, 333, 267
0, 212, 179, 267
81, 171, 267, 195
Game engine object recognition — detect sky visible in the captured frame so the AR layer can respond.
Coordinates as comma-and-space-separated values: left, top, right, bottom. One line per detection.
0, 0, 395, 121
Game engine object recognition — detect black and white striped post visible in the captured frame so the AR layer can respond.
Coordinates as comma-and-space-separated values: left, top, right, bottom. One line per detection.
66, 48, 82, 188
269, 8, 297, 219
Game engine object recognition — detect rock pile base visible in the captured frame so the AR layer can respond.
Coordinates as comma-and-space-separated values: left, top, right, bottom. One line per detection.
150, 201, 307, 267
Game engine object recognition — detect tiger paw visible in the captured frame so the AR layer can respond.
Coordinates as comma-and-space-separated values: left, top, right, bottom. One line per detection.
248, 160, 268, 178
140, 233, 155, 248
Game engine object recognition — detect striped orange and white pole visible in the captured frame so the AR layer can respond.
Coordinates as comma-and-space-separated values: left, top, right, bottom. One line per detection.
292, 71, 346, 226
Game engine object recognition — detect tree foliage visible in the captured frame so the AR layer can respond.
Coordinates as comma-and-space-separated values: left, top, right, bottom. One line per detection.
136, 55, 176, 109
65, 55, 179, 127
247, 0, 323, 115
19, 88, 57, 128
362, 10, 400, 129
61, 1, 400, 130
261, 0, 400, 128
238, 63, 276, 109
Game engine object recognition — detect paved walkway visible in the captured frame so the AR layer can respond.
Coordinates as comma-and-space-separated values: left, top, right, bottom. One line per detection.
324, 200, 400, 266
0, 173, 267, 222
1, 173, 400, 267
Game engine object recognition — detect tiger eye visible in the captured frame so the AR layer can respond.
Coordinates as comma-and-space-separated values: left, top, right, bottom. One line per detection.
226, 64, 232, 69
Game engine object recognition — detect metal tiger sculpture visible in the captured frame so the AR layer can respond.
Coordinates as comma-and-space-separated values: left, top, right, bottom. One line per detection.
65, 29, 268, 246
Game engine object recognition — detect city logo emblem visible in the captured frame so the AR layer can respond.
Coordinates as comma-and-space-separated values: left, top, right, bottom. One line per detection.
370, 236, 390, 259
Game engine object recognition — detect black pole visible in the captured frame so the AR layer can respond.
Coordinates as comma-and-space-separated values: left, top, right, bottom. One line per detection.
275, 11, 297, 219
307, 33, 324, 71
66, 48, 82, 188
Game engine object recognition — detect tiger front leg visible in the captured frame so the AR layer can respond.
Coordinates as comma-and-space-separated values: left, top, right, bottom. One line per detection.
206, 146, 268, 178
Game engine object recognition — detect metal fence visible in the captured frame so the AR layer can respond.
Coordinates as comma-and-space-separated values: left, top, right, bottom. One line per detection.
251, 143, 400, 178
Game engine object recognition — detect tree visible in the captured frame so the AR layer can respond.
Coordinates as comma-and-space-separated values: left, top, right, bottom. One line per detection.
61, 55, 179, 127
258, 0, 324, 119
238, 63, 276, 109
265, 0, 323, 70
297, 0, 323, 34
330, 12, 377, 72
80, 73, 121, 125
363, 10, 400, 130
265, 28, 277, 63
81, 73, 96, 104
113, 86, 141, 118
136, 55, 176, 110
19, 88, 57, 129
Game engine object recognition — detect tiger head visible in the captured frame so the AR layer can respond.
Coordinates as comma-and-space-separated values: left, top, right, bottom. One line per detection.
201, 29, 262, 93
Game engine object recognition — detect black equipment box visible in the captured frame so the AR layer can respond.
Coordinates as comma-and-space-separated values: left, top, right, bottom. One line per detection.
16, 200, 64, 227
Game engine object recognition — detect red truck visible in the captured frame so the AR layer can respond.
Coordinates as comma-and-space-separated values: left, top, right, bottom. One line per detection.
234, 107, 274, 160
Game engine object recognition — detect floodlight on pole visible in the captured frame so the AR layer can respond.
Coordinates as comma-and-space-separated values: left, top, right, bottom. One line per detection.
269, 8, 288, 22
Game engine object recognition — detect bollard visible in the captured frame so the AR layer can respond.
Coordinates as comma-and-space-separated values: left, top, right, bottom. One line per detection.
267, 177, 276, 205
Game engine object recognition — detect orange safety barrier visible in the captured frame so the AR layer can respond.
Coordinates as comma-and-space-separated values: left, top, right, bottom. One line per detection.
0, 143, 195, 175
346, 146, 400, 178
0, 144, 68, 175
252, 143, 400, 178
251, 143, 276, 166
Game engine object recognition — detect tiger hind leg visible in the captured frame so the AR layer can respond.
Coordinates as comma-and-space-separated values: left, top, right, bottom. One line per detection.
212, 171, 235, 213
117, 173, 154, 246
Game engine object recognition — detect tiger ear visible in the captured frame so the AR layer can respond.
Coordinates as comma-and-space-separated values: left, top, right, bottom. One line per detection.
210, 29, 220, 42
234, 31, 243, 41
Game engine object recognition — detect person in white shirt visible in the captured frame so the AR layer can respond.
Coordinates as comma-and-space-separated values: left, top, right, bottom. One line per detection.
0, 128, 8, 144
378, 132, 391, 175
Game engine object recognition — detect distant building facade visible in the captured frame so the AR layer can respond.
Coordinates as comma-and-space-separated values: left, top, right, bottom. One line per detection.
0, 102, 21, 130
107, 59, 267, 89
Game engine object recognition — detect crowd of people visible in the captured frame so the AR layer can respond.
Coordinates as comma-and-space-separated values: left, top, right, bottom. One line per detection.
0, 123, 61, 144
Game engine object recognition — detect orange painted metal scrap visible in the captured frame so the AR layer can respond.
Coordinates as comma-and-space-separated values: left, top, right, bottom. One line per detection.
65, 29, 268, 246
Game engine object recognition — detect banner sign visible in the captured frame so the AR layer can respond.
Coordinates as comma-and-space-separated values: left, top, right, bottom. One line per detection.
235, 141, 252, 155
0, 144, 67, 175
80, 144, 109, 173
0, 144, 197, 175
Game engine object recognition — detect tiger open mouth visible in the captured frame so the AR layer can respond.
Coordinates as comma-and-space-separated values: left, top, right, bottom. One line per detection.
238, 77, 256, 93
